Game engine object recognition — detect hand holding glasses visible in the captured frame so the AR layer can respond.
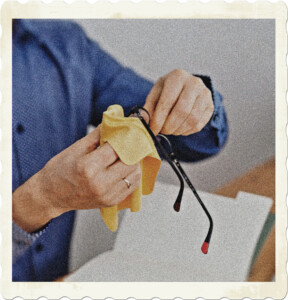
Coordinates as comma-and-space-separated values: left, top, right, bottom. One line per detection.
129, 106, 213, 254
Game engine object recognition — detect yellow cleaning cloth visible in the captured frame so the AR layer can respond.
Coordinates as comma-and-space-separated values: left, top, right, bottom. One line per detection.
100, 105, 161, 232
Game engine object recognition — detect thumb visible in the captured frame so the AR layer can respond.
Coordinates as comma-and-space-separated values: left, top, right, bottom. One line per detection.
143, 77, 164, 118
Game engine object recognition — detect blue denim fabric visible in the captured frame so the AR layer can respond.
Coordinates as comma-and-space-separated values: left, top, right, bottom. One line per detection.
12, 19, 228, 281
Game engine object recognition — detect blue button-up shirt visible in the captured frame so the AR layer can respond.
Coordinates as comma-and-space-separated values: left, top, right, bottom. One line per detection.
12, 20, 228, 281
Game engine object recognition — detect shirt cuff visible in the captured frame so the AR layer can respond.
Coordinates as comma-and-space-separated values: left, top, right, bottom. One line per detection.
194, 74, 228, 148
13, 221, 50, 263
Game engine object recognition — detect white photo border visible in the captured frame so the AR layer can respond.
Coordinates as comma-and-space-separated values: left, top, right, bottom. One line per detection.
1, 1, 287, 299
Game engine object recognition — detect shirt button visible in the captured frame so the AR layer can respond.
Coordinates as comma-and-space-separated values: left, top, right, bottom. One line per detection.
35, 243, 43, 252
16, 124, 25, 134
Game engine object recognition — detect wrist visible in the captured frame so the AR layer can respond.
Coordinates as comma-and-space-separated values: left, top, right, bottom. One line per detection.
35, 167, 66, 220
12, 170, 63, 233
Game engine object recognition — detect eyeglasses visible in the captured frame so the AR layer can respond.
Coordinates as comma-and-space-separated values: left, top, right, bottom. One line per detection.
129, 106, 213, 254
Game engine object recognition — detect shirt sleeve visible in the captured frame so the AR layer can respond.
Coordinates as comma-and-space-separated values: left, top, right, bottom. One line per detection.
13, 221, 49, 264
87, 41, 153, 125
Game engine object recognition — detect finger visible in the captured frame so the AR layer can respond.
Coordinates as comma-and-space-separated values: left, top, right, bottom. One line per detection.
161, 82, 199, 135
71, 126, 101, 155
120, 167, 141, 193
106, 161, 140, 185
143, 78, 164, 118
102, 167, 142, 207
181, 105, 214, 136
172, 93, 209, 135
85, 142, 119, 169
149, 77, 184, 135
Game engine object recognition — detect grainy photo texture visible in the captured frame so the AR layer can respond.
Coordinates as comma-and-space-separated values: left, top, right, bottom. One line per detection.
1, 1, 287, 299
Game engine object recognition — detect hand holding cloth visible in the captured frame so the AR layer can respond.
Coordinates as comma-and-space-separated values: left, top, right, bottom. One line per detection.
100, 105, 161, 231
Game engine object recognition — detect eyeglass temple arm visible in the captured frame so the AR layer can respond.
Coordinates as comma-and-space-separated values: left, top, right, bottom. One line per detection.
142, 119, 213, 253
169, 151, 213, 253
129, 107, 212, 254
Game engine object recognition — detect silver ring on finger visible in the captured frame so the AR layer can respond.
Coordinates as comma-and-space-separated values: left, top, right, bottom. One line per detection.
123, 178, 131, 189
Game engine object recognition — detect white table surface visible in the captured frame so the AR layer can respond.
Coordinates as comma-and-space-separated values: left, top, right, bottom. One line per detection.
66, 181, 272, 282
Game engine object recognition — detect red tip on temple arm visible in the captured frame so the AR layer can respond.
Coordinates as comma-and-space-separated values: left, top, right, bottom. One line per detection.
201, 242, 209, 254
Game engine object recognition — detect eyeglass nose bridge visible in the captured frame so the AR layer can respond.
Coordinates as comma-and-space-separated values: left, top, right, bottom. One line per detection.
129, 106, 151, 125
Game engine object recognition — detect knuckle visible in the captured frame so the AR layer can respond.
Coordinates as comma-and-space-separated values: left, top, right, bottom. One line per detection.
77, 160, 94, 180
171, 68, 186, 78
191, 76, 209, 91
203, 87, 212, 99
100, 143, 117, 163
92, 182, 107, 198
192, 76, 203, 87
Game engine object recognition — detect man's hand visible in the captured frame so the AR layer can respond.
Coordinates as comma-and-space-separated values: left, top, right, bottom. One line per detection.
13, 126, 141, 232
144, 69, 214, 136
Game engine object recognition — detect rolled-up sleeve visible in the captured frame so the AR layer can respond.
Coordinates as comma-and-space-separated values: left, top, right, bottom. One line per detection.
87, 40, 153, 126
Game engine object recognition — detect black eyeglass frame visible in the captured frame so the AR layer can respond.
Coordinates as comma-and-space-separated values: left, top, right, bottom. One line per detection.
129, 106, 213, 254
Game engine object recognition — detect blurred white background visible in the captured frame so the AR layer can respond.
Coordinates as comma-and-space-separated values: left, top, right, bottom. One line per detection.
75, 19, 275, 192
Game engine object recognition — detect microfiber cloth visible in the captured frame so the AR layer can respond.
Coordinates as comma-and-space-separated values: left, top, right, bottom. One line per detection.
100, 105, 161, 232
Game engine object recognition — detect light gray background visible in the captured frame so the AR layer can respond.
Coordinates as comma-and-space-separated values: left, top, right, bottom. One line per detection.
75, 19, 275, 192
